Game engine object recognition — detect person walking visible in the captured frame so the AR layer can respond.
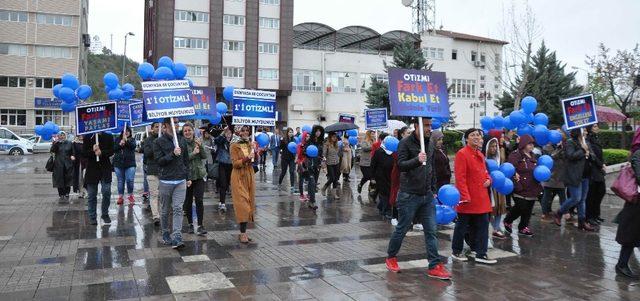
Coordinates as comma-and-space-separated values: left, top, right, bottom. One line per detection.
230, 125, 257, 243
51, 131, 74, 200
257, 128, 267, 171
310, 125, 325, 189
385, 118, 451, 280
270, 128, 281, 170
322, 133, 341, 199
154, 118, 190, 249
143, 122, 161, 225
296, 132, 318, 209
452, 128, 496, 264
340, 135, 352, 183
614, 128, 640, 279
113, 127, 137, 205
357, 130, 374, 195
182, 123, 208, 236
72, 135, 86, 198
484, 135, 508, 239
83, 132, 114, 226
553, 129, 596, 231
585, 124, 606, 225
503, 135, 542, 237
431, 130, 450, 189
215, 127, 233, 213
540, 129, 567, 221
278, 128, 297, 192
371, 133, 394, 219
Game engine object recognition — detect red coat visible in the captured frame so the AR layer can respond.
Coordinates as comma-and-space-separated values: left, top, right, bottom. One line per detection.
454, 145, 492, 214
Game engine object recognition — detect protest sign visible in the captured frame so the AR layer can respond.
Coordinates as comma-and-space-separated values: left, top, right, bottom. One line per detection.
561, 94, 598, 130
181, 87, 217, 120
129, 102, 153, 128
117, 99, 140, 121
231, 89, 276, 126
141, 80, 194, 119
365, 108, 388, 130
75, 102, 118, 135
338, 113, 356, 124
387, 68, 450, 119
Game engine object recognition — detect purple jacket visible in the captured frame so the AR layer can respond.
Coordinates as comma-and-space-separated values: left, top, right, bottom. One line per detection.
508, 135, 542, 199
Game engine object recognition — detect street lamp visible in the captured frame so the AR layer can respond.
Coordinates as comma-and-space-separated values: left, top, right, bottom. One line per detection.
479, 91, 492, 117
122, 32, 135, 84
470, 102, 481, 128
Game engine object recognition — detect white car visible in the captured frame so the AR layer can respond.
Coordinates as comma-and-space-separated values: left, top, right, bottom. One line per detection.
28, 136, 52, 153
0, 127, 33, 156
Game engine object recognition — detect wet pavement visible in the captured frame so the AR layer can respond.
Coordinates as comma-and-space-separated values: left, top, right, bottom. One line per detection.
0, 153, 638, 300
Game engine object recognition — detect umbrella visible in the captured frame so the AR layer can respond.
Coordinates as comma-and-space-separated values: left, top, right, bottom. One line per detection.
324, 122, 359, 132
596, 105, 626, 123
381, 119, 408, 134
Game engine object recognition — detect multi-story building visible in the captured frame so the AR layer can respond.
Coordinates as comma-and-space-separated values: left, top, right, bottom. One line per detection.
0, 0, 89, 134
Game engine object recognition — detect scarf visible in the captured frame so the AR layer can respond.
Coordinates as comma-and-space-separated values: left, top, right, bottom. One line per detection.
230, 134, 249, 144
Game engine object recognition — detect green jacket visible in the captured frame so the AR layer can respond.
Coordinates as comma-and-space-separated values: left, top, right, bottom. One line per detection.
186, 138, 207, 181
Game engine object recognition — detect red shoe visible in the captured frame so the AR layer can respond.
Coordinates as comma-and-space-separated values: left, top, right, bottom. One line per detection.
427, 264, 451, 280
385, 257, 400, 273
117, 196, 124, 205
128, 195, 135, 204
299, 195, 308, 202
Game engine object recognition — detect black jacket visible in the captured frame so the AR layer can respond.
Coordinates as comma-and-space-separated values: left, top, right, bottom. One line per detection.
83, 133, 114, 185
563, 138, 588, 187
397, 133, 436, 196
587, 133, 605, 182
112, 137, 137, 169
280, 136, 295, 162
371, 147, 394, 197
143, 133, 159, 175
50, 140, 74, 188
153, 134, 190, 181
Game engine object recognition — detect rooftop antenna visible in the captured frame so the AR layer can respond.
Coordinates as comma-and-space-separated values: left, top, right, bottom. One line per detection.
402, 0, 436, 34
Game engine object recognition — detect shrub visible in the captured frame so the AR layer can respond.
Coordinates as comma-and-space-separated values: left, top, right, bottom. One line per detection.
598, 130, 634, 149
603, 149, 630, 165
443, 130, 464, 154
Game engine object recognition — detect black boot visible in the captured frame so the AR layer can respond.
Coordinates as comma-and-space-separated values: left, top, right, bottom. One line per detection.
578, 219, 596, 232
616, 264, 640, 279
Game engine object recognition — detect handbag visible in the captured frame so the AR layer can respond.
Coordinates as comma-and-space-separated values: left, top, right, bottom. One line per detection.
45, 155, 55, 172
611, 165, 639, 203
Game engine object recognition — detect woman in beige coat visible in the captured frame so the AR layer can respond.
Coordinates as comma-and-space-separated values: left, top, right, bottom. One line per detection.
230, 125, 256, 243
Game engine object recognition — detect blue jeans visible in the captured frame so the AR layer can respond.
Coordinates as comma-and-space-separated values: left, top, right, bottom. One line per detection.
559, 178, 589, 220
115, 167, 136, 195
271, 148, 279, 167
159, 181, 186, 243
387, 192, 441, 269
86, 181, 111, 220
452, 213, 490, 257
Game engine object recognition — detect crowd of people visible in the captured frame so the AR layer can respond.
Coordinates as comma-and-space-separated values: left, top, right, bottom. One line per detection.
47, 117, 640, 280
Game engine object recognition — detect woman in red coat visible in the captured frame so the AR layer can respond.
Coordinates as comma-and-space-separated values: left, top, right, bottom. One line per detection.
451, 128, 496, 264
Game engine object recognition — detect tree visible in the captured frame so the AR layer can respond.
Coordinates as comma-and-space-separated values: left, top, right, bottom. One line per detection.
496, 42, 583, 126
87, 51, 140, 102
365, 40, 432, 123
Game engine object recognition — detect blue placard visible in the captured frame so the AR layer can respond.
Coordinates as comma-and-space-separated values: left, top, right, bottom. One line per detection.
34, 97, 62, 108
562, 94, 598, 130
117, 99, 140, 121
141, 80, 195, 119
129, 102, 153, 128
365, 108, 388, 130
387, 68, 450, 118
75, 102, 118, 135
231, 88, 276, 126
338, 113, 356, 124
180, 87, 217, 120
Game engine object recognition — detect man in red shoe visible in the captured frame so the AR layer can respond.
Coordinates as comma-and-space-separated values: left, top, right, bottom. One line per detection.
385, 117, 451, 280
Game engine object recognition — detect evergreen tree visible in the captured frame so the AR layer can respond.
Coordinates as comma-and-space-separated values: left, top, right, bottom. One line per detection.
496, 42, 583, 126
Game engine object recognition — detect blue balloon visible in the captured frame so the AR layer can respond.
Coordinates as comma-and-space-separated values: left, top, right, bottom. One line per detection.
294, 136, 301, 144
76, 85, 92, 100
490, 171, 506, 189
209, 112, 222, 125
432, 119, 442, 130
534, 166, 551, 182
347, 129, 358, 137
538, 155, 554, 169
223, 86, 234, 101
157, 56, 174, 70
62, 73, 79, 90
59, 87, 76, 103
185, 77, 194, 88
103, 72, 119, 89
436, 205, 457, 225
60, 101, 76, 113
153, 67, 175, 81
517, 124, 533, 136
137, 62, 155, 80
53, 84, 63, 98
44, 121, 56, 134
534, 113, 549, 126
525, 112, 535, 124
500, 162, 516, 178
348, 136, 358, 146
510, 110, 526, 126
503, 116, 515, 130
548, 130, 563, 144
216, 102, 228, 114
257, 133, 270, 148
122, 83, 135, 99
521, 96, 538, 114
338, 140, 343, 148
533, 125, 549, 145
287, 142, 297, 154
306, 145, 319, 158
493, 116, 505, 129
302, 125, 312, 134
173, 63, 187, 80
34, 125, 44, 136
480, 116, 493, 130
486, 159, 499, 172
498, 178, 514, 195
383, 136, 399, 152
108, 88, 123, 100
41, 133, 53, 141
438, 184, 460, 206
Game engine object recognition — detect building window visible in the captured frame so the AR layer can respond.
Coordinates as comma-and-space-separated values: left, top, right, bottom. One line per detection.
223, 40, 245, 52
0, 43, 27, 56
0, 109, 27, 126
258, 43, 279, 54
0, 10, 28, 22
260, 0, 280, 4
293, 69, 322, 92
223, 14, 245, 26
480, 75, 485, 81
222, 67, 244, 78
36, 46, 72, 59
259, 17, 280, 29
471, 51, 477, 62
174, 37, 208, 49
480, 52, 486, 63
326, 72, 357, 93
449, 79, 476, 99
494, 53, 501, 71
36, 14, 72, 26
175, 10, 209, 23
35, 110, 69, 126
451, 49, 457, 60
258, 69, 279, 80
186, 65, 207, 77
35, 78, 62, 89
0, 76, 27, 88
423, 47, 444, 60
360, 73, 388, 93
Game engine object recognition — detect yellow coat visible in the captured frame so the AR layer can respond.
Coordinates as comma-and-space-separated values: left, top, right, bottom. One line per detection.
230, 141, 256, 223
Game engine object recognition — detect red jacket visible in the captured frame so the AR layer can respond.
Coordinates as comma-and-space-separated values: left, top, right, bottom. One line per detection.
454, 145, 492, 214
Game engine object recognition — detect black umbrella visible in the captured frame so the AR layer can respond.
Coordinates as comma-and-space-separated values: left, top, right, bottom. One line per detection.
324, 122, 359, 133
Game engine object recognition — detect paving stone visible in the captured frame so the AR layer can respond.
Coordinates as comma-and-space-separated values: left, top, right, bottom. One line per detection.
165, 272, 234, 294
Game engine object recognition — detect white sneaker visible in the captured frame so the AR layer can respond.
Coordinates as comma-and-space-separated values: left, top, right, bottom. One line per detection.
391, 218, 398, 226
218, 203, 227, 212
413, 224, 424, 231
474, 255, 498, 265
451, 253, 468, 262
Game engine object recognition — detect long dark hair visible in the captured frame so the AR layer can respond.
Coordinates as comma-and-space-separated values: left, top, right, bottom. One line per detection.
283, 127, 293, 144
119, 127, 132, 140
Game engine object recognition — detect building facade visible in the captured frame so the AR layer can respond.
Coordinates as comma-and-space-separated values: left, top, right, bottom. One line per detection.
0, 0, 89, 134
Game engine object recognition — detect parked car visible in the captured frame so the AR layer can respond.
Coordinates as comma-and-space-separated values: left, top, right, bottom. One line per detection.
28, 136, 52, 153
0, 127, 33, 156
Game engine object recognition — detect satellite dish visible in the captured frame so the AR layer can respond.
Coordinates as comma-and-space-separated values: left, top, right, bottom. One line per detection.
402, 0, 414, 7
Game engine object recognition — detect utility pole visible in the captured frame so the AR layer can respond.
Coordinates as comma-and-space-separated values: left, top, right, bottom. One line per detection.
122, 32, 135, 84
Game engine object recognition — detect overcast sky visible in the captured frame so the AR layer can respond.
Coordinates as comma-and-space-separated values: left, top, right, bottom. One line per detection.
89, 0, 639, 84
